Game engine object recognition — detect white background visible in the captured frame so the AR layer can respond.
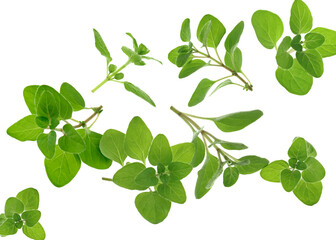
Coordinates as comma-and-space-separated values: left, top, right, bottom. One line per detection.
0, 0, 335, 239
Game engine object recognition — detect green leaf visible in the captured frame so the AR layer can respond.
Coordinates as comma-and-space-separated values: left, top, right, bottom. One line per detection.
296, 49, 324, 78
135, 167, 158, 187
138, 43, 150, 55
22, 222, 46, 240
37, 131, 57, 159
77, 129, 112, 169
93, 28, 112, 63
99, 129, 126, 166
195, 153, 219, 199
45, 145, 81, 187
209, 139, 247, 150
311, 27, 336, 57
157, 179, 186, 204
275, 59, 313, 95
176, 51, 192, 67
168, 162, 192, 180
35, 116, 49, 129
5, 197, 24, 218
168, 45, 193, 66
23, 85, 39, 114
21, 210, 41, 227
36, 90, 59, 120
135, 192, 171, 224
113, 162, 147, 190
288, 137, 308, 161
60, 82, 85, 111
178, 59, 207, 78
236, 155, 269, 174
225, 21, 244, 53
188, 78, 215, 107
210, 79, 234, 96
197, 14, 226, 48
199, 20, 212, 46
7, 115, 44, 141
304, 33, 325, 49
302, 157, 325, 182
260, 160, 289, 182
124, 117, 153, 163
306, 139, 317, 157
276, 36, 294, 69
293, 179, 322, 206
0, 219, 17, 236
59, 124, 85, 154
124, 81, 156, 107
291, 34, 303, 51
290, 0, 313, 34
191, 137, 205, 167
180, 18, 191, 42
148, 134, 172, 166
171, 143, 195, 164
223, 167, 239, 187
108, 64, 117, 73
280, 169, 301, 192
224, 47, 242, 72
251, 10, 284, 49
0, 214, 6, 226
16, 188, 39, 211
211, 109, 263, 132
126, 32, 138, 52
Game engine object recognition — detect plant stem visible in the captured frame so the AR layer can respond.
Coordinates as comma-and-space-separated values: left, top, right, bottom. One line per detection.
102, 177, 113, 182
73, 105, 103, 128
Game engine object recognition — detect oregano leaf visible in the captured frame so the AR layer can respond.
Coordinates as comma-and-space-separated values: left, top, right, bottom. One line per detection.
93, 28, 112, 63
99, 129, 127, 166
7, 115, 44, 141
124, 81, 156, 107
290, 0, 313, 34
37, 131, 57, 159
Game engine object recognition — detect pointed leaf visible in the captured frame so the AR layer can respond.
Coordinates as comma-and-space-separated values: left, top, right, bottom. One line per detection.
209, 139, 247, 150
290, 0, 313, 34
188, 78, 215, 107
126, 32, 138, 52
223, 167, 239, 187
296, 49, 324, 78
168, 162, 192, 180
178, 59, 207, 78
224, 47, 242, 72
93, 29, 112, 63
60, 82, 85, 111
124, 81, 156, 107
37, 131, 57, 159
36, 90, 59, 120
281, 169, 301, 192
59, 124, 85, 154
168, 45, 192, 66
236, 155, 269, 174
148, 134, 172, 166
180, 18, 191, 42
225, 21, 244, 53
171, 143, 195, 164
197, 14, 226, 48
210, 79, 233, 96
7, 115, 44, 141
157, 179, 186, 204
135, 167, 158, 187
288, 137, 308, 161
113, 162, 147, 190
99, 129, 127, 166
302, 157, 325, 182
260, 160, 289, 182
191, 137, 205, 167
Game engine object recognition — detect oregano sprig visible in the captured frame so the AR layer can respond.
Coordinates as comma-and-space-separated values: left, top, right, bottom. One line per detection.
252, 0, 336, 95
92, 29, 161, 106
0, 188, 45, 240
169, 14, 253, 107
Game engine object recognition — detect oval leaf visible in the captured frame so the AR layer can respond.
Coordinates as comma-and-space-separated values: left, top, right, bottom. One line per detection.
148, 134, 172, 166
293, 179, 322, 206
22, 222, 46, 240
260, 160, 289, 182
178, 59, 207, 78
290, 0, 313, 34
37, 131, 57, 159
134, 167, 158, 187
236, 155, 269, 174
197, 14, 226, 48
60, 82, 85, 111
180, 18, 191, 42
113, 162, 147, 190
168, 162, 192, 180
59, 124, 85, 154
7, 115, 44, 142
171, 143, 195, 164
16, 188, 39, 211
225, 21, 244, 53
280, 169, 301, 192
157, 179, 186, 204
223, 167, 239, 187
311, 27, 336, 57
188, 78, 215, 107
99, 129, 127, 166
124, 82, 156, 107
302, 157, 325, 182
296, 49, 324, 78
304, 33, 325, 49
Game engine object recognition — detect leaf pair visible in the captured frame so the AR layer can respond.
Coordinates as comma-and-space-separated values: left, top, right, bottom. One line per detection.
0, 188, 45, 240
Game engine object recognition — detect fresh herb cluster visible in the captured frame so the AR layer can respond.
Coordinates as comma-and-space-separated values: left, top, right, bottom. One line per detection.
252, 0, 336, 95
169, 14, 253, 107
0, 188, 45, 240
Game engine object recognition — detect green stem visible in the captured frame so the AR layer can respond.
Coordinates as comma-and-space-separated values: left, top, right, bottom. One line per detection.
214, 47, 224, 65
73, 105, 103, 128
214, 75, 233, 82
102, 177, 113, 182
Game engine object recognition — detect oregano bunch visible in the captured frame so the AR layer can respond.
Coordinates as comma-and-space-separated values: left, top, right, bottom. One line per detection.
261, 137, 325, 205
252, 0, 336, 95
0, 188, 45, 240
169, 14, 253, 107
91, 29, 161, 106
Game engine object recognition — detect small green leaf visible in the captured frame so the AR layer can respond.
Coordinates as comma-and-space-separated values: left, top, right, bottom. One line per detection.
77, 129, 112, 169
93, 29, 112, 63
21, 210, 41, 227
293, 179, 322, 206
304, 33, 325, 49
124, 81, 156, 107
199, 20, 212, 46
59, 124, 85, 154
135, 167, 158, 187
148, 134, 172, 166
296, 161, 307, 170
276, 37, 294, 69
302, 157, 325, 182
251, 10, 284, 49
289, 158, 297, 168
115, 73, 124, 80
16, 188, 39, 211
22, 222, 46, 240
191, 137, 205, 167
124, 117, 153, 163
195, 153, 219, 199
126, 32, 138, 52
311, 27, 336, 57
176, 51, 192, 67
236, 156, 269, 174
168, 162, 192, 180
99, 129, 126, 166
0, 219, 17, 236
224, 47, 242, 72
296, 49, 324, 78
113, 162, 147, 190
36, 90, 59, 120
157, 179, 186, 204
288, 137, 308, 161
211, 110, 263, 132
275, 59, 313, 95
60, 82, 85, 111
23, 85, 39, 114
7, 115, 44, 141
280, 169, 301, 192
45, 145, 81, 187
260, 160, 289, 182
37, 131, 57, 159
5, 197, 24, 218
138, 44, 150, 55
290, 0, 313, 34
108, 64, 117, 73
225, 21, 244, 53
178, 59, 207, 78
168, 45, 193, 66
197, 14, 226, 48
171, 143, 195, 164
188, 78, 215, 107
223, 167, 239, 187
135, 192, 171, 224
209, 139, 248, 150
210, 79, 234, 96
291, 34, 303, 51
35, 116, 49, 129
180, 18, 191, 42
